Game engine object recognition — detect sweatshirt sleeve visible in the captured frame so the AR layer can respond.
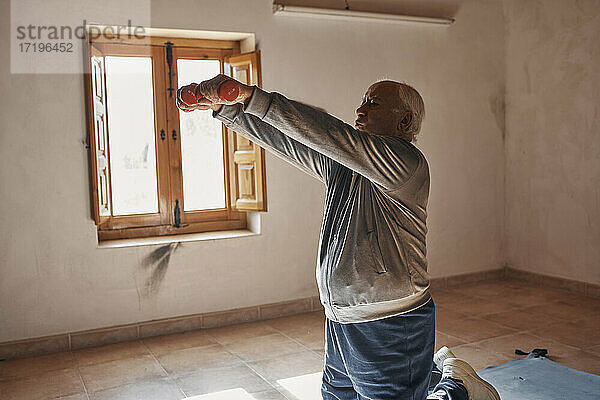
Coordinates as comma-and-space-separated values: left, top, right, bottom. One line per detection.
213, 103, 334, 184
243, 86, 421, 191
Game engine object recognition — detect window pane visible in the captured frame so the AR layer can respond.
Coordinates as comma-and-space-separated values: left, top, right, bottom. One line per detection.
105, 56, 158, 215
177, 59, 225, 211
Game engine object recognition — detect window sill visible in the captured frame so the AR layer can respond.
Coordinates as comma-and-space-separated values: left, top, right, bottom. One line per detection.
97, 229, 259, 249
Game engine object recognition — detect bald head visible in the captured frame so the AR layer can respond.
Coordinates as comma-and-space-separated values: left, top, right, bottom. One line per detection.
355, 80, 425, 141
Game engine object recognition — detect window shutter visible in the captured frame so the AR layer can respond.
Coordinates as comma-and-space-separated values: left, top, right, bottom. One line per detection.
225, 51, 267, 212
87, 46, 112, 224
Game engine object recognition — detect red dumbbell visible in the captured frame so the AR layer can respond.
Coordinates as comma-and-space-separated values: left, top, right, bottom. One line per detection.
179, 84, 198, 106
200, 79, 240, 103
179, 80, 240, 106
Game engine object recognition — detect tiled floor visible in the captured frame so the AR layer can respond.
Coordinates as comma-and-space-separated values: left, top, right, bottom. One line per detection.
1, 279, 599, 399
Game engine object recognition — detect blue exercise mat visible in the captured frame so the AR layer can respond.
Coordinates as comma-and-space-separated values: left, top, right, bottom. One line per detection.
477, 354, 600, 400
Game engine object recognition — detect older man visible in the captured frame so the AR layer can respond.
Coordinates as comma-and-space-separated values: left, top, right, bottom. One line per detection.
177, 76, 499, 400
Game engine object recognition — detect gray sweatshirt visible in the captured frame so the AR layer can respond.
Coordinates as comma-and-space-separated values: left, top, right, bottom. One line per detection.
214, 87, 431, 323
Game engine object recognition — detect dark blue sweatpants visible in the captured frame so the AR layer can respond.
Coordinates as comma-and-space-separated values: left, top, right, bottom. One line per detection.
321, 298, 468, 399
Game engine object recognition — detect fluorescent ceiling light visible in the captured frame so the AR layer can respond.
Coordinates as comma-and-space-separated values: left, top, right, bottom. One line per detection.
273, 3, 455, 26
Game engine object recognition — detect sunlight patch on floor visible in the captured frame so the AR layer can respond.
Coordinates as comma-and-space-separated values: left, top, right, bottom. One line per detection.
184, 388, 257, 399
277, 372, 322, 400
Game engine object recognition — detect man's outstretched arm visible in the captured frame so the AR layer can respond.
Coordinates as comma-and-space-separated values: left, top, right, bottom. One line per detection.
177, 75, 420, 189
214, 103, 334, 184
177, 78, 334, 184
241, 87, 421, 191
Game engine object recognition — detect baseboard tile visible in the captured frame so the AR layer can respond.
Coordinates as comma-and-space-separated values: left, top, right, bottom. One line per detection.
586, 282, 600, 297
310, 296, 323, 312
202, 306, 259, 329
541, 274, 586, 295
0, 298, 300, 360
428, 277, 447, 290
430, 268, 505, 290
3, 266, 596, 361
0, 334, 69, 361
259, 298, 312, 320
70, 325, 138, 351
484, 269, 505, 281
505, 266, 598, 297
505, 267, 541, 285
139, 315, 203, 339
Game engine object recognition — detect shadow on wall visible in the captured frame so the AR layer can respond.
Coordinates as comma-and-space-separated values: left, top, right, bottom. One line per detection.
139, 242, 182, 297
489, 85, 506, 140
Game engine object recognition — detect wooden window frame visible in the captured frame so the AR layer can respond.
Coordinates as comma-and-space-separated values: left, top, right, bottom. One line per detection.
84, 35, 266, 242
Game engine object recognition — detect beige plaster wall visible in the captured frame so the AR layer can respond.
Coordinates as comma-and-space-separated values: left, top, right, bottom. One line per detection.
0, 0, 506, 342
503, 0, 600, 284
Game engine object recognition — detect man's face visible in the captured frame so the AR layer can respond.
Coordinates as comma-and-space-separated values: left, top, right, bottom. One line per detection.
355, 82, 401, 136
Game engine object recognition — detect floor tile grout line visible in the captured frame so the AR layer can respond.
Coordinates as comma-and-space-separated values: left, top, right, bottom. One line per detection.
475, 305, 600, 327
76, 371, 92, 400
204, 342, 286, 398
70, 350, 92, 400
199, 318, 325, 397
460, 310, 600, 356
226, 331, 322, 364
266, 324, 326, 359
24, 351, 91, 400
207, 330, 321, 361
442, 328, 569, 367
435, 330, 470, 346
201, 313, 325, 359
203, 325, 323, 399
438, 295, 566, 313
72, 342, 184, 397
146, 335, 285, 398
236, 356, 296, 399
451, 328, 563, 351
138, 339, 188, 398
252, 323, 327, 398
525, 330, 600, 355
436, 323, 524, 348
524, 331, 582, 350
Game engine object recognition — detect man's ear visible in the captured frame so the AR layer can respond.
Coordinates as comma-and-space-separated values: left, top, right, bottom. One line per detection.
398, 111, 413, 132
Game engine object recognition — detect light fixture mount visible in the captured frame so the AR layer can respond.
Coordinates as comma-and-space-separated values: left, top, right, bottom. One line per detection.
272, 2, 455, 26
